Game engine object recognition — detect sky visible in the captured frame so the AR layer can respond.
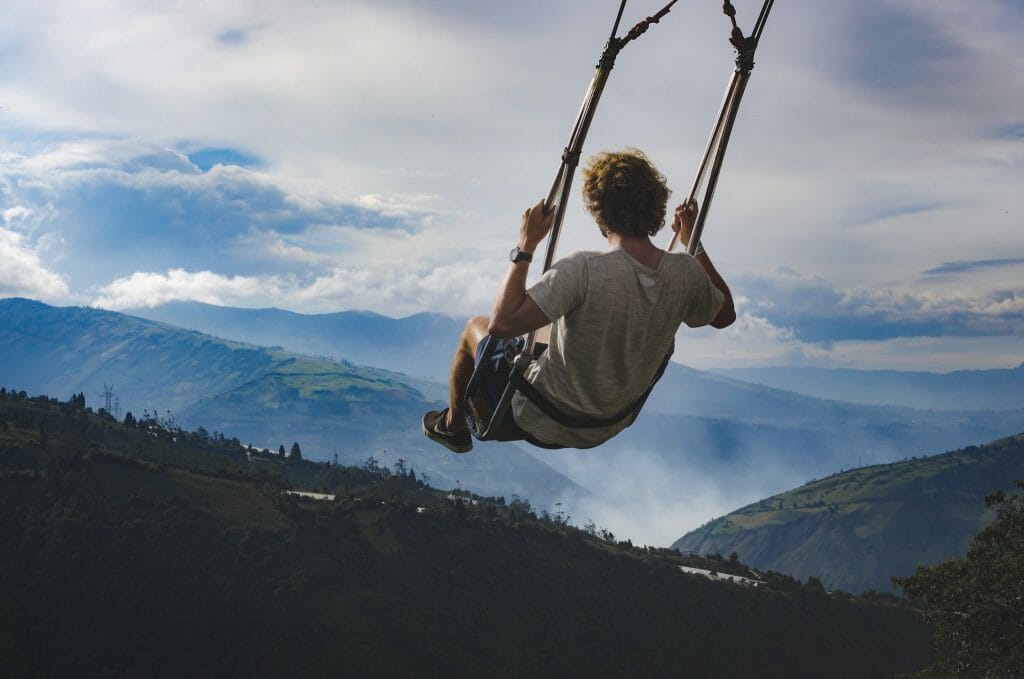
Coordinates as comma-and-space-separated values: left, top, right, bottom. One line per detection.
1, 0, 1022, 371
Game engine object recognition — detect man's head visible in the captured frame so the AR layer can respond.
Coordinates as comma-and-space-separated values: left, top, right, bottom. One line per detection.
581, 148, 671, 238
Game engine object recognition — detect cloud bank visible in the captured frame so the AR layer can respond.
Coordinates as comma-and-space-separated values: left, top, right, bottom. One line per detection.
0, 0, 1021, 369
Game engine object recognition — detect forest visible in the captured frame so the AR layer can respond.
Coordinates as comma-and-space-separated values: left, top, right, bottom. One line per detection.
0, 387, 956, 677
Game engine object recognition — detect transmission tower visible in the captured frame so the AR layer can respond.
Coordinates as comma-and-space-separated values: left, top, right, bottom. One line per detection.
99, 383, 120, 416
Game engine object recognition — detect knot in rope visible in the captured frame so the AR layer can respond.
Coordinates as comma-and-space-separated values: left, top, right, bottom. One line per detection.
722, 1, 738, 23
722, 1, 759, 72
617, 0, 678, 49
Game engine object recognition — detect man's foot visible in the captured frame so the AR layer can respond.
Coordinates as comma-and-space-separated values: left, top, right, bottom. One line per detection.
422, 409, 473, 453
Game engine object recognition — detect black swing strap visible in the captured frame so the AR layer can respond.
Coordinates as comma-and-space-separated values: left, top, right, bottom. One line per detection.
508, 345, 674, 429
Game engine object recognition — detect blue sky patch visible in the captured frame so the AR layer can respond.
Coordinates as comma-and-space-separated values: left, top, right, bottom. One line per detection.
187, 148, 261, 171
997, 123, 1024, 139
216, 29, 247, 46
848, 8, 962, 92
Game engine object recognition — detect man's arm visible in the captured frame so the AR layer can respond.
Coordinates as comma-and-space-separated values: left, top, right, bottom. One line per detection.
673, 200, 736, 329
488, 200, 555, 339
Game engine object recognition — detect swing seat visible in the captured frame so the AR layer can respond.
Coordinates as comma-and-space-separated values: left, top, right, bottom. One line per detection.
462, 335, 673, 450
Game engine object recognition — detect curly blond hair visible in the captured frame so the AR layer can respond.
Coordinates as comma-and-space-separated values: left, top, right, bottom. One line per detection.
581, 148, 671, 238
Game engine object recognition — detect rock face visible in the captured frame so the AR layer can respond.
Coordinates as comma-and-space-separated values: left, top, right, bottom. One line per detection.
674, 435, 1024, 593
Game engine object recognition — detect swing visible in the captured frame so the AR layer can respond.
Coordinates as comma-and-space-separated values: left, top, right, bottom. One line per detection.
463, 0, 774, 446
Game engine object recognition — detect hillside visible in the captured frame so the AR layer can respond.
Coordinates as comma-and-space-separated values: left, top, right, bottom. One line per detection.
130, 299, 463, 381
712, 364, 1024, 411
6, 297, 1024, 547
0, 391, 933, 677
0, 298, 579, 506
673, 434, 1024, 593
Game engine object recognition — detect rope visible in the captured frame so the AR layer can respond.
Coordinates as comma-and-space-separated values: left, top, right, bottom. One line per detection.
668, 0, 775, 253
617, 0, 679, 49
599, 0, 680, 69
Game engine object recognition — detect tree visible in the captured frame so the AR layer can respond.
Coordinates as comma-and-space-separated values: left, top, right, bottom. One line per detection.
123, 411, 137, 428
278, 444, 286, 458
895, 480, 1024, 677
289, 442, 302, 461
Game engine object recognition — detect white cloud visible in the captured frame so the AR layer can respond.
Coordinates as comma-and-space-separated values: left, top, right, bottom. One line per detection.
92, 261, 499, 317
1, 0, 1022, 370
0, 228, 71, 302
677, 308, 1023, 372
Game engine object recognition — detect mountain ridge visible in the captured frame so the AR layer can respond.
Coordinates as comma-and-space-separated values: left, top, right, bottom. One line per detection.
712, 364, 1024, 411
6, 296, 1024, 546
0, 297, 581, 506
673, 433, 1024, 593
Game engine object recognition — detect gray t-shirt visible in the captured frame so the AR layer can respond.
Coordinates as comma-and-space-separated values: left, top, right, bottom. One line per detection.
513, 247, 725, 448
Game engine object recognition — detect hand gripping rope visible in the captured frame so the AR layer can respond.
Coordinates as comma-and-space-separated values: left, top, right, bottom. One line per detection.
668, 0, 774, 255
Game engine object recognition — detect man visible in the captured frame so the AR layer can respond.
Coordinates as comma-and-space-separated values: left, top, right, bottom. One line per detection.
423, 148, 735, 452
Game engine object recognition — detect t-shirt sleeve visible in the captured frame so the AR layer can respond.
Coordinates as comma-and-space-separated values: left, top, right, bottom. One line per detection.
526, 252, 589, 322
682, 260, 726, 328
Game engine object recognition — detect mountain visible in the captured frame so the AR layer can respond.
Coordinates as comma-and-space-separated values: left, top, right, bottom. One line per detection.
0, 391, 934, 677
127, 302, 1024, 466
673, 433, 1024, 593
129, 300, 463, 380
533, 364, 1024, 546
7, 297, 1024, 547
711, 364, 1024, 411
0, 298, 578, 505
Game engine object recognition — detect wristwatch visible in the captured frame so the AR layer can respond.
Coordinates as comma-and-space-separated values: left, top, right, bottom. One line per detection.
509, 247, 533, 264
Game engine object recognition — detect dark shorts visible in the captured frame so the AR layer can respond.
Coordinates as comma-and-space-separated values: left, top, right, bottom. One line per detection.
472, 335, 561, 449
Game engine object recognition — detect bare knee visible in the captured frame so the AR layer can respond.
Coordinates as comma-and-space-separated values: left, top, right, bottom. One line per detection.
460, 316, 490, 352
467, 316, 489, 339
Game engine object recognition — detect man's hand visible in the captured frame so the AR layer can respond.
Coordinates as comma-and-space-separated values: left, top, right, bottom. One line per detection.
520, 199, 555, 252
671, 198, 699, 249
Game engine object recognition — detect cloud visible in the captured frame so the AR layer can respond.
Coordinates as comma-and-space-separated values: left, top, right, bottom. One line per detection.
0, 139, 434, 290
1, 0, 1023, 372
923, 258, 1024, 275
92, 260, 499, 316
0, 227, 71, 302
677, 312, 1023, 372
734, 269, 1024, 341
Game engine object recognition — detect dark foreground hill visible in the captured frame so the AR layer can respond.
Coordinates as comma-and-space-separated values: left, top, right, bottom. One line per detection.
674, 434, 1024, 593
0, 391, 932, 678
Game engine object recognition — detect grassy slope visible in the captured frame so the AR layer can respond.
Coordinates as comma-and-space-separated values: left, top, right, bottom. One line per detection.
674, 434, 1024, 593
0, 298, 581, 506
0, 393, 933, 678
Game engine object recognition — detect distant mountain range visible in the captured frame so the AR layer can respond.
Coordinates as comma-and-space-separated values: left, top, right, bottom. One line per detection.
6, 297, 1024, 547
674, 433, 1024, 593
130, 300, 463, 381
712, 364, 1024, 411
0, 298, 577, 505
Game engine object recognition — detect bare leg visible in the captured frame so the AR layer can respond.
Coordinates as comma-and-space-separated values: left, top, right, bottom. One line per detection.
446, 316, 489, 431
